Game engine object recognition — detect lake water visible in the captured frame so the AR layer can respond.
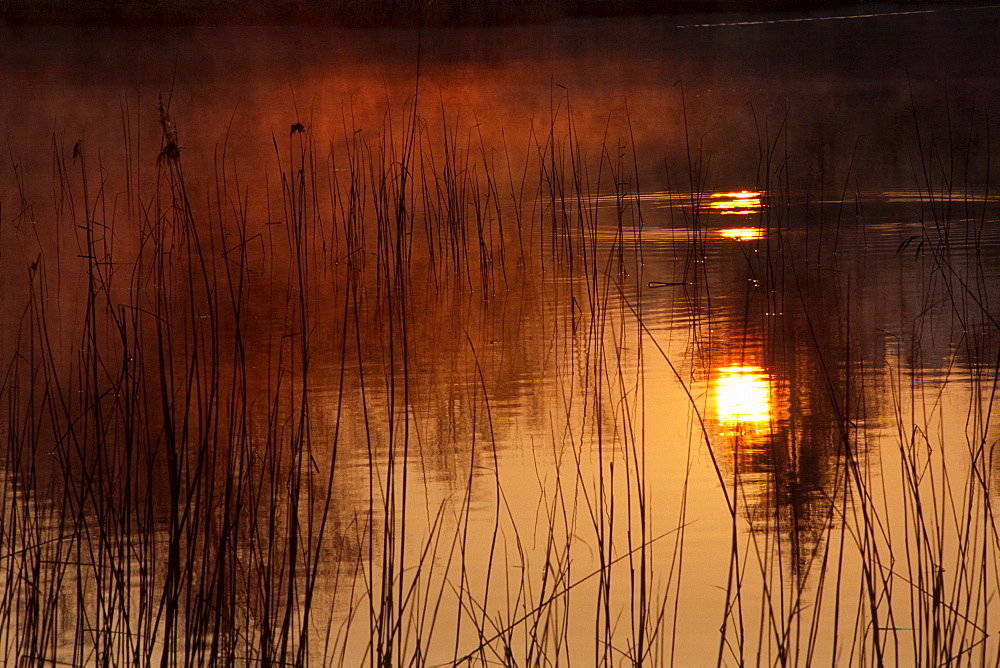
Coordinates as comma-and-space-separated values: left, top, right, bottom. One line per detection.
3, 4, 1000, 665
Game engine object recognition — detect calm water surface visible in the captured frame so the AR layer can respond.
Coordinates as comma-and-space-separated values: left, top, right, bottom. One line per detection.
2, 5, 1000, 665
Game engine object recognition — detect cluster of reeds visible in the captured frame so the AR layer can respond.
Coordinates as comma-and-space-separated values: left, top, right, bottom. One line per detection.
1, 82, 999, 667
0, 86, 675, 667
679, 97, 1000, 665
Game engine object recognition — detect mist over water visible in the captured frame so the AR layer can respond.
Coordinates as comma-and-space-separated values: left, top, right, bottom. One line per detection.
2, 4, 1000, 664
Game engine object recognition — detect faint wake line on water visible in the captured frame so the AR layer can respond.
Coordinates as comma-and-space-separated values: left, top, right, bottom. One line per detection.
677, 3, 1000, 29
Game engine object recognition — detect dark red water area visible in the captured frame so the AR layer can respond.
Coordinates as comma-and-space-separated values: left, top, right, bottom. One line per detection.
3, 4, 999, 201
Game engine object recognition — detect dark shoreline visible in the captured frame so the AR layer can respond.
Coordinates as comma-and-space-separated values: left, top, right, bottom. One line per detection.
0, 0, 990, 29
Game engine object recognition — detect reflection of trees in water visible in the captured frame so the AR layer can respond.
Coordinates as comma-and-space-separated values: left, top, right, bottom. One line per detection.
688, 219, 886, 581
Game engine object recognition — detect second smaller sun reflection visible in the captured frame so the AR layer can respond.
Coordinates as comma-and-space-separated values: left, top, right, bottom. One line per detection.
709, 190, 766, 240
708, 190, 764, 215
718, 227, 765, 241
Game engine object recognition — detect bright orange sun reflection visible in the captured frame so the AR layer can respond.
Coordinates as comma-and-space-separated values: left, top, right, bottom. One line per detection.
718, 227, 765, 241
708, 190, 764, 215
715, 366, 772, 427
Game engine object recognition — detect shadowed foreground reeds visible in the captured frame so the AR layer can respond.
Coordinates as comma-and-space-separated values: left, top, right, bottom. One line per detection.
1, 89, 999, 665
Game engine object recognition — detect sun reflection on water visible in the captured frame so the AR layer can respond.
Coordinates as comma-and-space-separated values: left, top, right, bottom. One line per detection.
715, 365, 772, 428
718, 227, 765, 240
708, 190, 764, 215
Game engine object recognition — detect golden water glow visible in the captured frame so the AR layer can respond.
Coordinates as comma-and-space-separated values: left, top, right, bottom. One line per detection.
715, 366, 772, 426
718, 227, 765, 240
708, 190, 764, 215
